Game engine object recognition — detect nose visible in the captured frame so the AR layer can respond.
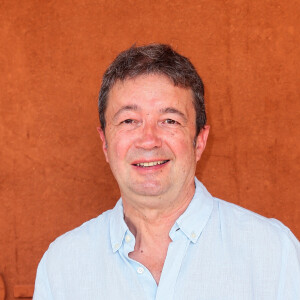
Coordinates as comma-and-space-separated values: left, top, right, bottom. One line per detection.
134, 121, 162, 149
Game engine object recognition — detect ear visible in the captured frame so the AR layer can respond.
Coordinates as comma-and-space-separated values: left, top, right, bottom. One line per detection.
195, 125, 210, 162
97, 127, 109, 163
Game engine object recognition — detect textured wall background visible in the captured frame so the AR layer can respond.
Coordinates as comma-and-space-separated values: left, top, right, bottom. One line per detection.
1, 0, 299, 298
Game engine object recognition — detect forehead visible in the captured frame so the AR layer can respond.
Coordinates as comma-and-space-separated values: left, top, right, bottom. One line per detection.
107, 74, 195, 112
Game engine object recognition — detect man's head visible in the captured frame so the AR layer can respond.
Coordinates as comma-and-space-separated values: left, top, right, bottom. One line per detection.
97, 44, 209, 209
98, 44, 206, 137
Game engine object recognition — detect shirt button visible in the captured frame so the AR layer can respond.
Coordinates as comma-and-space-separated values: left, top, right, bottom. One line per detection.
190, 231, 196, 239
125, 235, 131, 243
137, 267, 144, 274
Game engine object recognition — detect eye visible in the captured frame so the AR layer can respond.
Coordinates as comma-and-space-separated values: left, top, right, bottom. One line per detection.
163, 119, 180, 125
120, 119, 134, 124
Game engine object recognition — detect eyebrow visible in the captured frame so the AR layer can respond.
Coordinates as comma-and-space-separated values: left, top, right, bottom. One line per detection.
113, 104, 140, 121
159, 107, 187, 122
112, 105, 187, 122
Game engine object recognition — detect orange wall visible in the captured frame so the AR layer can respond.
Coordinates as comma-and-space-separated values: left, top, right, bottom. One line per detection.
1, 0, 299, 299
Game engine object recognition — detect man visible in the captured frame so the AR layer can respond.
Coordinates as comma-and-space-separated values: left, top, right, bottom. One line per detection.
33, 44, 300, 299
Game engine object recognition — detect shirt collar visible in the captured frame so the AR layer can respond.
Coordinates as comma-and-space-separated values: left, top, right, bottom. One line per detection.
173, 177, 214, 243
109, 199, 128, 253
109, 177, 214, 251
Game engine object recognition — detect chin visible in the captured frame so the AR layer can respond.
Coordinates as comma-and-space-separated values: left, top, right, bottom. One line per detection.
130, 182, 168, 197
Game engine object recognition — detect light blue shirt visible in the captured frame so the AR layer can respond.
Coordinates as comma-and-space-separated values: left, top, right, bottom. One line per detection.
33, 178, 300, 300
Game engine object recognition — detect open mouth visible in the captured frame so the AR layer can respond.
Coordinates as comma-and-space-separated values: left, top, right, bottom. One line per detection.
133, 160, 169, 167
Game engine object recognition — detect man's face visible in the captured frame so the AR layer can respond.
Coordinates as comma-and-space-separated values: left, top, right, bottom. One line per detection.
99, 74, 209, 208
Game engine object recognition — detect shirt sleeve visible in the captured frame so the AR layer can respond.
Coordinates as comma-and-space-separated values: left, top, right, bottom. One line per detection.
278, 228, 300, 300
33, 251, 53, 300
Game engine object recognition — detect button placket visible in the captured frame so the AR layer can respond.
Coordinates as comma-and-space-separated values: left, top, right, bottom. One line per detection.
155, 238, 191, 300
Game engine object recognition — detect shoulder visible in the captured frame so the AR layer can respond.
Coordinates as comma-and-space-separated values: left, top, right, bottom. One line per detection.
215, 197, 289, 231
45, 208, 113, 261
34, 208, 117, 297
212, 197, 299, 250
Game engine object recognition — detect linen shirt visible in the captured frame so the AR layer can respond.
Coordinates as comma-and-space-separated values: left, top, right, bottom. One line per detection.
33, 178, 300, 300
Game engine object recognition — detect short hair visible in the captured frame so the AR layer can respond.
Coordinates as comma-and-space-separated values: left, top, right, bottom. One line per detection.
98, 44, 206, 136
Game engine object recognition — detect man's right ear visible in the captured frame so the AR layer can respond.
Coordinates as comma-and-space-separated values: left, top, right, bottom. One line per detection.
97, 127, 109, 163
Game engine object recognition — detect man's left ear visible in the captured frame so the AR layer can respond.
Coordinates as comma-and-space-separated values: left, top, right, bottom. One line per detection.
195, 125, 210, 162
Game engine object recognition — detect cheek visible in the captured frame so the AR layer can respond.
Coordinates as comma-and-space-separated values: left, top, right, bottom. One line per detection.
107, 133, 134, 161
166, 141, 196, 166
166, 129, 195, 149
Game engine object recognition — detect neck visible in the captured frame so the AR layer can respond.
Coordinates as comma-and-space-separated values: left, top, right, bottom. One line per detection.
122, 181, 195, 246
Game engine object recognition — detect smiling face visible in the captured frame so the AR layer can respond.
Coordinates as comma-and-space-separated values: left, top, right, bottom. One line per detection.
99, 74, 209, 210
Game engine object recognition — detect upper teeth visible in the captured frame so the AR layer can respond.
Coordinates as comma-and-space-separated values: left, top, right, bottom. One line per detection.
136, 160, 167, 167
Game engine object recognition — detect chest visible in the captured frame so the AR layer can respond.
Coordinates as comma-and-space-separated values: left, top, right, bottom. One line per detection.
129, 250, 165, 284
49, 236, 282, 300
